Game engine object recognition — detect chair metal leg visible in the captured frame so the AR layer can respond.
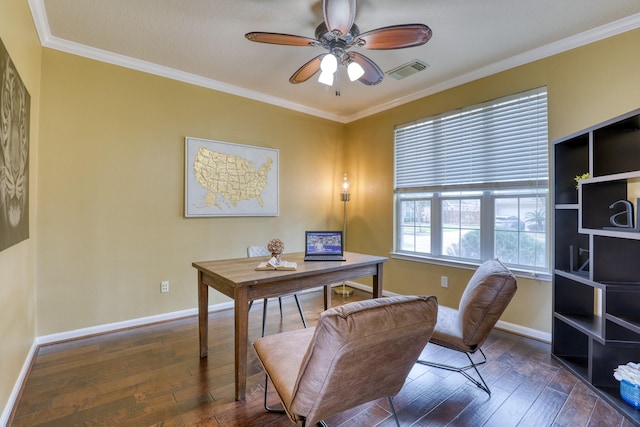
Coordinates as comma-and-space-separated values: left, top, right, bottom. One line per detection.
261, 298, 269, 337
263, 374, 286, 414
264, 374, 327, 426
417, 347, 491, 395
263, 377, 400, 427
388, 396, 400, 427
294, 294, 308, 328
259, 295, 306, 337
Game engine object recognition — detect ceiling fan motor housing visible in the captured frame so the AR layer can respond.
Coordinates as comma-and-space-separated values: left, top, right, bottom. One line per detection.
316, 23, 362, 64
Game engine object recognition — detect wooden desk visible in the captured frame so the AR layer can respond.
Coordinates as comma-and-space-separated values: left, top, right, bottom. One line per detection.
193, 251, 387, 400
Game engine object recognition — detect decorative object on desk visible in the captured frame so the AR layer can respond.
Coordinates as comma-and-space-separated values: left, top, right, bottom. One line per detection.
267, 238, 284, 260
615, 362, 640, 408
184, 137, 278, 217
255, 257, 297, 271
574, 172, 589, 189
335, 173, 353, 296
604, 198, 640, 232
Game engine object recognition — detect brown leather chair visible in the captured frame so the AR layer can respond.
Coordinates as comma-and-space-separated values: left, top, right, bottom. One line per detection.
253, 295, 438, 427
417, 258, 517, 395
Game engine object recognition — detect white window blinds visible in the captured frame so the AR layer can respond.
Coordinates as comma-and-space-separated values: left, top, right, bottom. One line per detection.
395, 88, 548, 191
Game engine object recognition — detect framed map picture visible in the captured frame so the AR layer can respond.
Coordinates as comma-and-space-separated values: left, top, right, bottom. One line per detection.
185, 137, 279, 217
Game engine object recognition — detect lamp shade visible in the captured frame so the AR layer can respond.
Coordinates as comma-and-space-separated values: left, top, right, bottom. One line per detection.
342, 173, 350, 192
320, 54, 338, 73
347, 61, 365, 81
318, 71, 334, 86
341, 173, 350, 202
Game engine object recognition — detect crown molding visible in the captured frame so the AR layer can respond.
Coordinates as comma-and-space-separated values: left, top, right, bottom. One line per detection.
344, 12, 640, 122
44, 35, 346, 123
27, 0, 640, 124
27, 0, 345, 123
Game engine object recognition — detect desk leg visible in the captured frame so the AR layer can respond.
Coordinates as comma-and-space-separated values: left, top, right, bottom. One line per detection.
234, 287, 249, 401
198, 271, 209, 358
372, 262, 384, 298
323, 285, 331, 310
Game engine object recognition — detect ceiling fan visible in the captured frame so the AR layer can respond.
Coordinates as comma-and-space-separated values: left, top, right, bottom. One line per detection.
245, 0, 432, 87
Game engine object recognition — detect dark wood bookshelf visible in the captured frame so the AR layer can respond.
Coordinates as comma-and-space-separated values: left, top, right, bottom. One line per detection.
553, 108, 640, 426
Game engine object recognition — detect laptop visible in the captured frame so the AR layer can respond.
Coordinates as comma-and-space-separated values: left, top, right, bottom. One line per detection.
303, 231, 346, 261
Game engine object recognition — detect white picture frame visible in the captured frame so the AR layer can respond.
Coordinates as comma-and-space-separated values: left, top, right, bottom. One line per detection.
184, 137, 279, 217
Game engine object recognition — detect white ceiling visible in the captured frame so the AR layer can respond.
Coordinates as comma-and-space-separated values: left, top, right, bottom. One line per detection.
29, 0, 640, 123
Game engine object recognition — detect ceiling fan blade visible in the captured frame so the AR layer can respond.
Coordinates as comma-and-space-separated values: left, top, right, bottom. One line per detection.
322, 0, 356, 36
245, 32, 318, 47
289, 55, 323, 84
354, 24, 432, 50
350, 52, 384, 86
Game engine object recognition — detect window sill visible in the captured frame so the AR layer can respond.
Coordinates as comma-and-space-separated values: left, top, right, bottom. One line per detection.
389, 252, 551, 282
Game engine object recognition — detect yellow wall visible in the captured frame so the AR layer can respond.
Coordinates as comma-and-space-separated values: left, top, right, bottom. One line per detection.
36, 49, 345, 334
0, 0, 41, 416
345, 28, 640, 334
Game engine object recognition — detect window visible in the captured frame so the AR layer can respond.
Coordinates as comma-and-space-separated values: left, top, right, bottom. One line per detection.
394, 88, 549, 275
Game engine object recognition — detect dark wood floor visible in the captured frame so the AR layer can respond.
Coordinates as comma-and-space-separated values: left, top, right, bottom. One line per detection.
9, 289, 636, 426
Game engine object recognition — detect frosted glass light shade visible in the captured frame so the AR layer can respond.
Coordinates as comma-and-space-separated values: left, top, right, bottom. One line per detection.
318, 71, 334, 86
347, 61, 365, 81
320, 54, 338, 73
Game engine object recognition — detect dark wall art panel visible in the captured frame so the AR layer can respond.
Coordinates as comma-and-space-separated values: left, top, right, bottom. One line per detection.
0, 37, 30, 252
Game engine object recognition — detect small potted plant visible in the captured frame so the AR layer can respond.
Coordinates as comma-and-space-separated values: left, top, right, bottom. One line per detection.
574, 172, 590, 189
614, 362, 640, 408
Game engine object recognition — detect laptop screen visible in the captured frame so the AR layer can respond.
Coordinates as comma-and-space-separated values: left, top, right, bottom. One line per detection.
305, 231, 343, 256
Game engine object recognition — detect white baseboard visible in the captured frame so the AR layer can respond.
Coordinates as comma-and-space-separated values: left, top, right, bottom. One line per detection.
1, 300, 235, 426
36, 286, 328, 345
35, 302, 234, 345
1, 342, 38, 427
495, 320, 551, 343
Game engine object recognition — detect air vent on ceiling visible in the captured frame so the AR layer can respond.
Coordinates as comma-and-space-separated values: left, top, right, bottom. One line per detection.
386, 60, 429, 80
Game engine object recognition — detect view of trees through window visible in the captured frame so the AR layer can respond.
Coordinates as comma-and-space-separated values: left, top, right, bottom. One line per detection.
394, 88, 548, 273
398, 194, 547, 270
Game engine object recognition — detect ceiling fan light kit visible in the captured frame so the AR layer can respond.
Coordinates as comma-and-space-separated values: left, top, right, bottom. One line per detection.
320, 53, 338, 73
318, 72, 334, 86
347, 60, 365, 81
245, 0, 432, 88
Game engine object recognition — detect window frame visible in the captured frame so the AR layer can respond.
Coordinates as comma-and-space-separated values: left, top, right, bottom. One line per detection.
392, 88, 550, 280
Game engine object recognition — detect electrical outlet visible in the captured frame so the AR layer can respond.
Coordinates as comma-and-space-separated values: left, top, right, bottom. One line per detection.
440, 276, 448, 288
160, 281, 169, 293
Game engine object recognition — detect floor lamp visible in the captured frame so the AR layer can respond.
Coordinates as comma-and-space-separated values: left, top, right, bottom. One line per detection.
335, 173, 354, 296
